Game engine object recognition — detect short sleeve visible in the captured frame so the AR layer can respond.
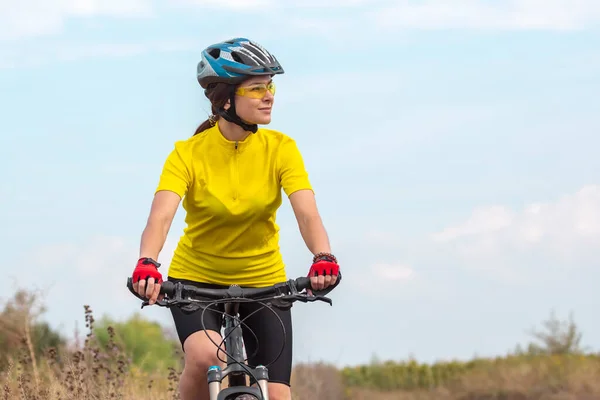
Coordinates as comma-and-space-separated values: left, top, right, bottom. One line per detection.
278, 137, 313, 197
155, 141, 192, 198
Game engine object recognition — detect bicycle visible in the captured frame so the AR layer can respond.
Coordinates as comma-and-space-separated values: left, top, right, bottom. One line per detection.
126, 275, 338, 400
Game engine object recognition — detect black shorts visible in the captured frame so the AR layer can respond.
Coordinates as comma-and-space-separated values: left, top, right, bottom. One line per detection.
167, 276, 294, 386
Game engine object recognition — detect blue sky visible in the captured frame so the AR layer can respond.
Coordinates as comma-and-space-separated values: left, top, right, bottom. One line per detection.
1, 0, 599, 368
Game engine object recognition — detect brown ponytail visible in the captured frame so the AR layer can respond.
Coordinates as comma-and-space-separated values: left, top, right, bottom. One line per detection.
193, 83, 235, 136
194, 118, 214, 135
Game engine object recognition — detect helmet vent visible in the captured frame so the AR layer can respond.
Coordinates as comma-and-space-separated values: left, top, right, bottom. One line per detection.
208, 48, 220, 59
231, 52, 244, 63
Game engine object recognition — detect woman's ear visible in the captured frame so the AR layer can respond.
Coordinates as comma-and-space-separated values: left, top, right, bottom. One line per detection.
223, 99, 231, 111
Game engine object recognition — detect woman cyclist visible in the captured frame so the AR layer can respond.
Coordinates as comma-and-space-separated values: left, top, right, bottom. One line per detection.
130, 38, 341, 400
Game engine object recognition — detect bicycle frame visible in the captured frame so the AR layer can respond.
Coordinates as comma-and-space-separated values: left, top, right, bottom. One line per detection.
207, 302, 269, 400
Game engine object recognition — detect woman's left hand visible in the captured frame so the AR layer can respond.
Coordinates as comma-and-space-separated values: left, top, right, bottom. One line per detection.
307, 253, 340, 293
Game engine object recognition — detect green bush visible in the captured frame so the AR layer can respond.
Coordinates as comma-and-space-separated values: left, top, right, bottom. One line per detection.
92, 312, 182, 373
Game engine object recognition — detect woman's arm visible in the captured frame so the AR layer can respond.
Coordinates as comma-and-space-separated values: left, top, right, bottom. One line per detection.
289, 189, 331, 255
139, 190, 182, 260
289, 189, 339, 291
134, 190, 181, 302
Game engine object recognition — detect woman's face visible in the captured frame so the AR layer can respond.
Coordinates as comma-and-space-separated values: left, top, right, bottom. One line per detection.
230, 75, 276, 125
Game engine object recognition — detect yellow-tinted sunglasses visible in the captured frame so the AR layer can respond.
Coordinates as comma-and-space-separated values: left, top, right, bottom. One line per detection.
235, 82, 276, 99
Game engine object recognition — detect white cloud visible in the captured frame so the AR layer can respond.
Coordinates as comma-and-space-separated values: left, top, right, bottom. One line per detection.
345, 262, 416, 297
371, 0, 600, 31
432, 206, 515, 243
0, 0, 153, 41
431, 184, 600, 266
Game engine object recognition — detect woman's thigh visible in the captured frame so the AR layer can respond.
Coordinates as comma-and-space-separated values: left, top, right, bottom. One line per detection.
239, 302, 293, 386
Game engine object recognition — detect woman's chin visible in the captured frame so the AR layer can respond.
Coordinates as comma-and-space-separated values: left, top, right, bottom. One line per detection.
241, 113, 272, 126
255, 116, 272, 125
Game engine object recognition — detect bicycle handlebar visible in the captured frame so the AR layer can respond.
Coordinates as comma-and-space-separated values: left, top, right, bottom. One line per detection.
126, 275, 337, 309
163, 276, 311, 299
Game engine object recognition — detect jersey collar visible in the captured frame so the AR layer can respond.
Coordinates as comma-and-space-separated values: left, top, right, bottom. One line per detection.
212, 122, 254, 152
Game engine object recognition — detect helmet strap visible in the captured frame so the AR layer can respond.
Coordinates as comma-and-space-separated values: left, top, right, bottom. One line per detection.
216, 88, 258, 133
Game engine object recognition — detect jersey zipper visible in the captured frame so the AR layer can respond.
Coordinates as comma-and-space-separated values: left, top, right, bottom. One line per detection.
232, 141, 239, 200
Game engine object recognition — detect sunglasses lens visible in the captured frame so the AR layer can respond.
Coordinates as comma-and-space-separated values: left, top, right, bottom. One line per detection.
237, 83, 276, 98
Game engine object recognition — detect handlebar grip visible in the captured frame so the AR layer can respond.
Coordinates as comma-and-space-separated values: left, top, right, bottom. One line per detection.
126, 277, 175, 300
295, 277, 311, 291
303, 272, 343, 297
160, 281, 175, 296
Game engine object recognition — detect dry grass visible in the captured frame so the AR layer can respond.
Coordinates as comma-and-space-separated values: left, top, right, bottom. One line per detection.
2, 304, 182, 400
2, 304, 600, 400
291, 362, 345, 399
5, 346, 599, 400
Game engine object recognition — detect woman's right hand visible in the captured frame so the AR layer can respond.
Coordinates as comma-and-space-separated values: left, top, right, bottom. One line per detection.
132, 257, 164, 305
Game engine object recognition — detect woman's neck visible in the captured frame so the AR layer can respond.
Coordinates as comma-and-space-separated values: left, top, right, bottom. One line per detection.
218, 118, 251, 142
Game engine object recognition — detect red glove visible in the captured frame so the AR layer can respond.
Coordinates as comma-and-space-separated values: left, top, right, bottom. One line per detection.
307, 252, 341, 295
308, 259, 340, 277
132, 257, 163, 284
309, 252, 340, 277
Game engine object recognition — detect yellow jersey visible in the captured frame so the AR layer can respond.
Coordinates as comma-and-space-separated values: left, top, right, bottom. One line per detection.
155, 122, 313, 287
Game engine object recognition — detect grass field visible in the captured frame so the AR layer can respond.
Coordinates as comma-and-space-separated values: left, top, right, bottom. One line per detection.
4, 330, 600, 399
2, 298, 599, 399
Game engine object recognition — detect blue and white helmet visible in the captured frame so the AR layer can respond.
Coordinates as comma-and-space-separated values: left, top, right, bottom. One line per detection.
197, 38, 285, 89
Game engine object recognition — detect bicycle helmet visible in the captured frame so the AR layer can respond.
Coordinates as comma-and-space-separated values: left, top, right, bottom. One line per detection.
196, 38, 284, 133
197, 37, 284, 89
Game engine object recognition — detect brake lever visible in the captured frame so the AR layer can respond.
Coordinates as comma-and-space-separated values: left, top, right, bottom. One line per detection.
139, 282, 191, 309
307, 295, 332, 306
141, 298, 171, 308
127, 277, 171, 308
141, 296, 196, 308
279, 294, 333, 306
